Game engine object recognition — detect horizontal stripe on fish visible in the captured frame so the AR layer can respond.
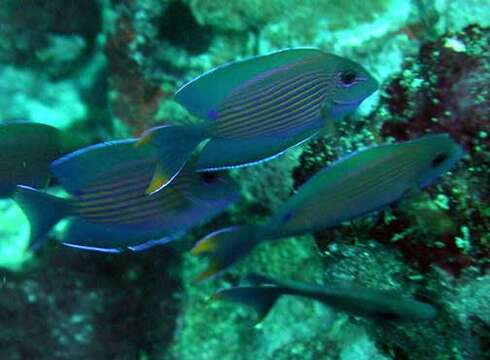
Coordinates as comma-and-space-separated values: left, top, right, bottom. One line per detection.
75, 188, 153, 212
75, 184, 187, 215
218, 72, 320, 114
216, 90, 327, 140
77, 176, 151, 201
218, 69, 315, 110
319, 157, 418, 208
81, 161, 155, 191
216, 74, 329, 129
77, 194, 174, 219
220, 55, 328, 107
220, 58, 314, 104
329, 157, 415, 201
80, 170, 152, 194
217, 76, 329, 131
218, 70, 329, 116
75, 179, 194, 213
80, 198, 177, 224
216, 89, 327, 139
91, 205, 178, 225
228, 95, 325, 139
78, 169, 196, 203
350, 156, 421, 198
293, 157, 415, 219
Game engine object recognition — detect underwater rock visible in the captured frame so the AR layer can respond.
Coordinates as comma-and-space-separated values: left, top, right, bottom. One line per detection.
0, 2, 488, 360
376, 25, 490, 275
0, 0, 101, 79
373, 270, 490, 360
0, 67, 87, 130
296, 25, 489, 277
0, 245, 181, 359
168, 233, 328, 360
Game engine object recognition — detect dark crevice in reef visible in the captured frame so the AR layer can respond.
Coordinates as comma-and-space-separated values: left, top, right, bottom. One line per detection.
158, 1, 213, 55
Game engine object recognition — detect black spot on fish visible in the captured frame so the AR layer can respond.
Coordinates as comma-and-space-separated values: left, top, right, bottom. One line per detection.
340, 70, 357, 87
431, 152, 448, 168
200, 171, 221, 184
374, 311, 400, 321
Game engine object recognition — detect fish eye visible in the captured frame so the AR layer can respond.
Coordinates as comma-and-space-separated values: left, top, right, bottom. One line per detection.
375, 311, 400, 321
431, 153, 448, 168
339, 70, 357, 87
200, 172, 220, 184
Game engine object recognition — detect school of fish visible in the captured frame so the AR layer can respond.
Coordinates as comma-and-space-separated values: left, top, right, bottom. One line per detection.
2, 48, 465, 325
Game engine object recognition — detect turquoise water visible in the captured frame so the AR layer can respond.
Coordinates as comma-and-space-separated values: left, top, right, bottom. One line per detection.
0, 1, 489, 359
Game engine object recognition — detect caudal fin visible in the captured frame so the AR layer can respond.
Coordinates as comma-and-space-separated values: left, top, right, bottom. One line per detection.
136, 124, 210, 195
191, 225, 259, 282
213, 285, 282, 325
13, 185, 70, 249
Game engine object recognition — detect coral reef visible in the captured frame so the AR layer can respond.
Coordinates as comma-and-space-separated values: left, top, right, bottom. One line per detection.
0, 245, 181, 359
0, 1, 488, 359
296, 25, 489, 277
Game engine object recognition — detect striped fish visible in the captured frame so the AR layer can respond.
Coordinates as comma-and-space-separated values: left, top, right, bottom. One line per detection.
191, 134, 463, 281
136, 48, 378, 194
14, 140, 238, 252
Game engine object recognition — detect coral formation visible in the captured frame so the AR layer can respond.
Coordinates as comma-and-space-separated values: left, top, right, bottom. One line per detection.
0, 246, 181, 359
297, 25, 489, 277
0, 1, 488, 359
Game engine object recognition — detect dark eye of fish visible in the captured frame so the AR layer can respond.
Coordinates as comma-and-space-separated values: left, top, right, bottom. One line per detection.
431, 153, 448, 168
200, 171, 220, 184
375, 311, 400, 321
339, 71, 357, 86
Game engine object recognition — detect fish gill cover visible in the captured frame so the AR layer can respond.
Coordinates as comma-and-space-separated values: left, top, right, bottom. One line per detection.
0, 1, 489, 360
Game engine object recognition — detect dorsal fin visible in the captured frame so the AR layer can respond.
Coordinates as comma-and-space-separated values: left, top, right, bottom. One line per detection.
175, 48, 324, 119
50, 139, 156, 194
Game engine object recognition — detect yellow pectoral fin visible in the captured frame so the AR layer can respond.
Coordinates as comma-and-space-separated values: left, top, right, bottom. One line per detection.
145, 164, 171, 195
135, 130, 154, 148
193, 262, 220, 283
191, 235, 219, 255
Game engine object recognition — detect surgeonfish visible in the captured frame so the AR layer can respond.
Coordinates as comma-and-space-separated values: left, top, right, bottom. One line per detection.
0, 121, 91, 198
214, 273, 438, 324
13, 139, 239, 252
192, 133, 463, 281
136, 48, 378, 194
0, 122, 63, 197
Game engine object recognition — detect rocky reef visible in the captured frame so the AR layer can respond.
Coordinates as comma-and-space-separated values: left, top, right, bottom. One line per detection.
0, 1, 489, 359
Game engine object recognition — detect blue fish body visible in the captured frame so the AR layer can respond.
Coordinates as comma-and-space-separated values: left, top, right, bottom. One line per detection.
137, 48, 378, 193
14, 140, 239, 252
267, 134, 463, 238
191, 134, 463, 281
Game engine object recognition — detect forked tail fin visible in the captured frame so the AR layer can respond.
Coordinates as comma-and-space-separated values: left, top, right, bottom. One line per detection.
213, 284, 282, 325
136, 123, 211, 195
13, 185, 71, 250
191, 225, 259, 282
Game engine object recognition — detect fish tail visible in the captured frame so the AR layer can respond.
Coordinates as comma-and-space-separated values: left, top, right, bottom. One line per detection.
213, 285, 282, 325
13, 185, 71, 250
191, 225, 259, 282
136, 123, 211, 195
